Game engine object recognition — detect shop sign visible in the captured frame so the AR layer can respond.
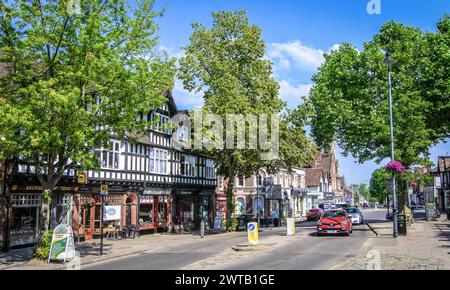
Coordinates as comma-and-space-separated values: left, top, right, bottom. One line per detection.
100, 184, 109, 195
77, 171, 87, 184
143, 188, 171, 195
286, 218, 296, 236
104, 205, 121, 221
48, 224, 75, 263
214, 216, 223, 230
247, 222, 259, 245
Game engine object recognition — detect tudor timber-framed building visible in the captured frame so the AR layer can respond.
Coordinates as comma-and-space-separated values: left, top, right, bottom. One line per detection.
1, 92, 217, 248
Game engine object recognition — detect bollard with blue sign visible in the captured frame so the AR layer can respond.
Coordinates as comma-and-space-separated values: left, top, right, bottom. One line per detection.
247, 222, 259, 245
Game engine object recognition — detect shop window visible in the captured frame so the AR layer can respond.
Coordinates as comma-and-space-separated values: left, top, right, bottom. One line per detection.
139, 204, 154, 228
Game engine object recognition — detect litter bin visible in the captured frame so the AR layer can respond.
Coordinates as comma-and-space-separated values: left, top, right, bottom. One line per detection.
274, 218, 280, 227
397, 214, 407, 236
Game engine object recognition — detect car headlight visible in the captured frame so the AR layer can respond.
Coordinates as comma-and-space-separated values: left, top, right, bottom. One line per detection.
341, 222, 348, 227
317, 221, 322, 226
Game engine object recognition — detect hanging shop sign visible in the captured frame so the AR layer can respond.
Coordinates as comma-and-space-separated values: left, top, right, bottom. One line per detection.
100, 184, 109, 195
77, 171, 87, 184
48, 224, 75, 263
104, 205, 122, 222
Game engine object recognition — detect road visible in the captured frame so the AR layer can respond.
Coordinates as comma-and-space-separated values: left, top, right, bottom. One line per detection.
83, 209, 387, 270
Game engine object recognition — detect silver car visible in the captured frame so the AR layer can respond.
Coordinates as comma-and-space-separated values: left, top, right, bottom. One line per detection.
345, 207, 363, 225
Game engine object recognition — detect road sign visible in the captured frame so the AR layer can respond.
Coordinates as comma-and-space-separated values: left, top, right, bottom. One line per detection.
287, 218, 296, 236
247, 222, 259, 245
100, 184, 109, 195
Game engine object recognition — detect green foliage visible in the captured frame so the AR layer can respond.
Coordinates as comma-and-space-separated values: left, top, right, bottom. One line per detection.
34, 230, 53, 261
310, 15, 449, 168
370, 168, 391, 202
358, 183, 370, 200
178, 10, 315, 227
0, 0, 175, 218
231, 218, 239, 232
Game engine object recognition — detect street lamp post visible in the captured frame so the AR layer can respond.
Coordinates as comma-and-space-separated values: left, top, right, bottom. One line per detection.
256, 174, 260, 229
384, 52, 399, 238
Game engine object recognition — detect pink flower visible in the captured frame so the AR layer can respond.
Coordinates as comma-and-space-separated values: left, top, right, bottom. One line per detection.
384, 161, 407, 173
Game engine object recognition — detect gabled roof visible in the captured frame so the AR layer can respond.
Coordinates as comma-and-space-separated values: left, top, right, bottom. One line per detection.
305, 168, 323, 187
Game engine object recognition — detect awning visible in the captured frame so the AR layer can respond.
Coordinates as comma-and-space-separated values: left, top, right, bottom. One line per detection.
265, 184, 282, 200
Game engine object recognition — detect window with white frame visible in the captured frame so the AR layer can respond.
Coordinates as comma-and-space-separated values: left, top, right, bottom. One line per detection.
237, 177, 244, 187
148, 113, 171, 134
149, 148, 168, 174
257, 173, 263, 187
96, 141, 120, 169
180, 155, 197, 177
219, 177, 224, 190
205, 159, 215, 179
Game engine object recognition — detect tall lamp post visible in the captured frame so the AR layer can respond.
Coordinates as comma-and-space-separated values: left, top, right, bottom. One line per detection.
384, 52, 399, 238
256, 173, 261, 228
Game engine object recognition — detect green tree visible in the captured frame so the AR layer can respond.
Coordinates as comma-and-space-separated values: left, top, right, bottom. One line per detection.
369, 168, 391, 203
358, 183, 370, 201
179, 10, 314, 229
0, 0, 175, 233
310, 15, 449, 208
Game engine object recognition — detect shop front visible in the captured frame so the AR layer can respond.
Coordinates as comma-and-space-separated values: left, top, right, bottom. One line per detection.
173, 191, 195, 231
139, 188, 171, 232
10, 193, 41, 247
173, 190, 214, 231
8, 184, 77, 247
73, 185, 126, 241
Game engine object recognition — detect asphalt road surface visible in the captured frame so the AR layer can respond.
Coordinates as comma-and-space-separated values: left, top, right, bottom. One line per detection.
83, 209, 387, 270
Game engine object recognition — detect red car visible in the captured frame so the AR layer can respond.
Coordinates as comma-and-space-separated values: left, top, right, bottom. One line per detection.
317, 210, 353, 236
306, 208, 323, 221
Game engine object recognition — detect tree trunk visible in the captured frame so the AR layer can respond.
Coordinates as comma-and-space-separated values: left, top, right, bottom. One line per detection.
36, 189, 52, 246
226, 176, 235, 232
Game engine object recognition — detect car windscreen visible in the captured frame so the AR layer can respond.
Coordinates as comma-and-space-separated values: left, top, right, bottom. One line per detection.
344, 208, 358, 214
323, 211, 346, 218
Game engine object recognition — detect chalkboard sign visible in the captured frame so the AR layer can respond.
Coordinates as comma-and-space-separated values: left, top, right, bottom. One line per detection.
214, 216, 223, 230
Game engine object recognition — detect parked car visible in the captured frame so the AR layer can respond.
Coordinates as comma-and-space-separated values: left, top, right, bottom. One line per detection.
344, 207, 363, 225
317, 210, 353, 236
362, 202, 370, 208
306, 208, 323, 221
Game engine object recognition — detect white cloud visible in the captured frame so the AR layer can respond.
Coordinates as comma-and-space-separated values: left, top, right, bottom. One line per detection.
172, 79, 204, 109
268, 41, 340, 73
279, 80, 313, 108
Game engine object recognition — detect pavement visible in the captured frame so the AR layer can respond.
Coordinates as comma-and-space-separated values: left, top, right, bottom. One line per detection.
2, 208, 447, 270
340, 216, 450, 270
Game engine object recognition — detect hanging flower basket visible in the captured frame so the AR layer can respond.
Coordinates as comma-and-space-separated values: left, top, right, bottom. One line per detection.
384, 161, 407, 173
82, 197, 96, 209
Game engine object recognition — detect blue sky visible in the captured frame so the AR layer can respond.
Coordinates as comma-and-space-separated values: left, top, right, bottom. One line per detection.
149, 0, 449, 185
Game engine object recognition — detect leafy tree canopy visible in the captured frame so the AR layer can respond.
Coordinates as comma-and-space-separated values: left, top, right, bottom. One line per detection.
310, 15, 449, 168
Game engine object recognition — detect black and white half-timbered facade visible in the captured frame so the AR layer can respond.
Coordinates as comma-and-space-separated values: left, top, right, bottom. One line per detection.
5, 92, 216, 245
